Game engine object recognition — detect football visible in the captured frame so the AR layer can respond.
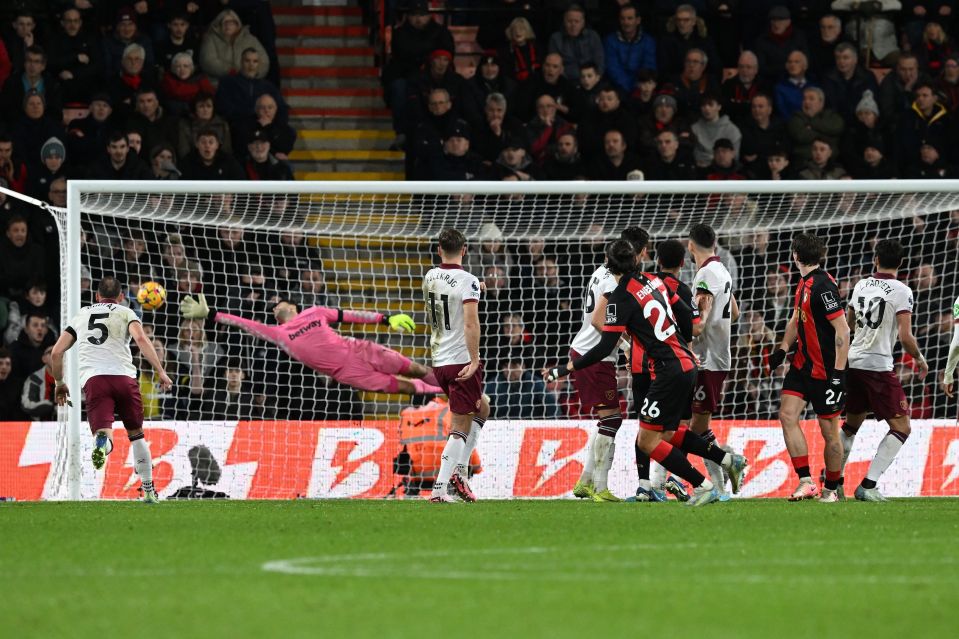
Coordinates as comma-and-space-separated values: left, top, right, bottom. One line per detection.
136, 281, 167, 311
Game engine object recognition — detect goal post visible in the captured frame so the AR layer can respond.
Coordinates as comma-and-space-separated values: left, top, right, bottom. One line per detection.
9, 178, 959, 500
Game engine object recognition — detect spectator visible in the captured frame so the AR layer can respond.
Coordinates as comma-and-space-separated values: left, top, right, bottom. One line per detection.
214, 48, 286, 124
101, 8, 154, 79
407, 87, 458, 179
672, 47, 720, 114
497, 17, 540, 83
691, 91, 741, 168
937, 55, 959, 110
736, 229, 782, 307
638, 93, 693, 159
199, 9, 269, 81
88, 131, 152, 180
755, 6, 809, 85
478, 263, 518, 325
3, 11, 43, 73
0, 214, 44, 300
511, 52, 579, 122
206, 359, 261, 420
0, 45, 62, 123
574, 86, 637, 161
879, 53, 929, 131
722, 51, 765, 125
798, 137, 848, 179
65, 93, 116, 165
47, 8, 101, 103
155, 11, 199, 74
572, 61, 605, 117
20, 343, 55, 420
524, 257, 575, 363
589, 129, 643, 180
0, 134, 28, 193
27, 137, 66, 200
831, 0, 901, 66
732, 310, 779, 418
493, 135, 543, 180
180, 128, 244, 180
493, 313, 535, 368
178, 92, 232, 160
897, 82, 951, 172
467, 222, 514, 276
138, 337, 178, 419
383, 1, 454, 138
108, 43, 155, 114
468, 53, 515, 111
242, 128, 293, 181
548, 4, 604, 82
13, 91, 66, 173
808, 14, 847, 77
740, 93, 790, 176
905, 141, 958, 178
473, 92, 525, 163
821, 43, 879, 125
788, 86, 844, 164
8, 312, 54, 379
160, 52, 215, 116
603, 3, 656, 94
774, 50, 815, 120
543, 131, 586, 180
903, 1, 957, 52
853, 137, 896, 179
4, 279, 53, 345
149, 143, 180, 179
46, 175, 67, 207
0, 347, 26, 420
701, 138, 747, 179
628, 68, 658, 117
839, 90, 890, 175
234, 93, 295, 161
488, 358, 561, 418
658, 4, 721, 78
644, 129, 697, 180
757, 267, 792, 336
170, 317, 220, 419
764, 145, 797, 179
526, 93, 573, 164
128, 88, 179, 155
917, 21, 956, 77
406, 49, 478, 133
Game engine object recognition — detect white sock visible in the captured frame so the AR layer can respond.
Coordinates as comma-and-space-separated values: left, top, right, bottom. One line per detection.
431, 434, 466, 497
579, 427, 597, 483
650, 462, 667, 491
840, 427, 858, 474
866, 430, 907, 483
699, 478, 714, 492
704, 459, 725, 492
131, 437, 153, 492
457, 420, 483, 475
592, 433, 615, 492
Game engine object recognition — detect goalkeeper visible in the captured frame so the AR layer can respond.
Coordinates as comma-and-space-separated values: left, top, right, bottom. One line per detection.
180, 295, 444, 395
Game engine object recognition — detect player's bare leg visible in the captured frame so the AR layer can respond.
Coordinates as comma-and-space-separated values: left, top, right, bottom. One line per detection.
589, 406, 623, 502
836, 412, 868, 499
449, 396, 490, 502
127, 428, 158, 503
780, 394, 819, 501
818, 416, 843, 502
855, 415, 910, 502
637, 428, 723, 507
690, 411, 729, 497
91, 428, 114, 470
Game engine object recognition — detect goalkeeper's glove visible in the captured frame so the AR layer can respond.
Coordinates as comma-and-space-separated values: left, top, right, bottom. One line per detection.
383, 313, 416, 332
768, 348, 787, 373
181, 294, 210, 320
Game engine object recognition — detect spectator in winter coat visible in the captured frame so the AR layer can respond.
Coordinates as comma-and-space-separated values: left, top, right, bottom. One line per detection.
12, 92, 66, 178
243, 128, 293, 181
20, 344, 55, 420
644, 129, 697, 180
722, 51, 766, 125
179, 128, 245, 180
0, 134, 28, 194
808, 14, 847, 78
426, 121, 491, 181
199, 9, 269, 81
916, 21, 956, 76
511, 53, 580, 122
8, 312, 55, 379
87, 131, 152, 180
155, 11, 200, 74
160, 52, 215, 116
897, 82, 951, 171
543, 132, 586, 180
27, 137, 66, 200
576, 86, 639, 161
657, 5, 721, 78
740, 93, 790, 175
700, 138, 748, 179
638, 93, 694, 159
101, 8, 154, 80
467, 54, 516, 113
798, 138, 848, 179
65, 93, 116, 165
0, 45, 62, 123
879, 53, 930, 131
234, 94, 296, 161
46, 8, 102, 102
497, 17, 541, 83
690, 91, 741, 167
821, 43, 879, 125
0, 348, 27, 420
839, 90, 890, 175
107, 43, 156, 116
472, 92, 525, 163
603, 3, 656, 94
905, 141, 959, 178
774, 50, 816, 120
937, 55, 959, 111
548, 4, 604, 82
127, 88, 179, 157
178, 93, 232, 160
588, 129, 644, 180
214, 48, 286, 123
0, 215, 45, 301
672, 47, 721, 115
526, 93, 574, 164
755, 6, 809, 85
788, 86, 844, 163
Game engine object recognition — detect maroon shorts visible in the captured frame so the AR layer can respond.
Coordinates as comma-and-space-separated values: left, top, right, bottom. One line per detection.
432, 363, 485, 415
692, 370, 728, 414
569, 349, 619, 411
83, 375, 144, 434
847, 369, 909, 421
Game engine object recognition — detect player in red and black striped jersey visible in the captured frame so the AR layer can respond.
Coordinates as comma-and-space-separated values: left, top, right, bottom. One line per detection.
547, 239, 747, 507
768, 233, 851, 503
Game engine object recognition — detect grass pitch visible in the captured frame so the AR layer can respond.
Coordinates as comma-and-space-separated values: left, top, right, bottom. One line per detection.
2, 499, 957, 639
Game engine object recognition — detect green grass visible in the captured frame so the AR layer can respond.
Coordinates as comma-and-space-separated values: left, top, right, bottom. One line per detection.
2, 499, 958, 639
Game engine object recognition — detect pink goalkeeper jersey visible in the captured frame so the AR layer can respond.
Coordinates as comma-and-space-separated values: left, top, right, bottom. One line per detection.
213, 306, 385, 373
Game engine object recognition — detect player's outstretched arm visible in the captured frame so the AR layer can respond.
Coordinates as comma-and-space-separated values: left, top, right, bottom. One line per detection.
130, 322, 173, 391
897, 312, 928, 381
187, 295, 284, 346
334, 307, 416, 332
943, 320, 959, 397
50, 330, 77, 406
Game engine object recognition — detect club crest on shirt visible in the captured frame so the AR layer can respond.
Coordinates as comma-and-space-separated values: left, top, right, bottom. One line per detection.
821, 291, 839, 311
606, 304, 617, 323
953, 301, 959, 319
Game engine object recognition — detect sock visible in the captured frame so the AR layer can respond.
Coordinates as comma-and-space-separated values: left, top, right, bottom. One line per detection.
840, 422, 857, 475
669, 426, 728, 465
650, 462, 667, 491
592, 433, 615, 492
791, 455, 811, 479
634, 442, 650, 481
431, 432, 466, 497
411, 378, 444, 395
130, 434, 153, 494
864, 430, 909, 487
648, 440, 706, 488
580, 427, 598, 483
457, 417, 485, 475
824, 469, 841, 491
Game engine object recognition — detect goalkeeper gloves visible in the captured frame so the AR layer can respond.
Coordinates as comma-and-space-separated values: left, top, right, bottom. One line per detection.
181, 294, 210, 320
383, 313, 416, 332
768, 348, 787, 373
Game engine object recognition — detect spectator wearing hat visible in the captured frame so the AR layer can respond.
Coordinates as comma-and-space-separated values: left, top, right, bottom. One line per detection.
755, 6, 809, 85
588, 129, 643, 180
798, 137, 848, 179
180, 127, 244, 180
821, 43, 878, 126
407, 87, 458, 179
407, 49, 478, 133
27, 137, 66, 200
851, 137, 896, 179
472, 92, 526, 163
497, 17, 540, 83
576, 85, 638, 161
383, 1, 455, 137
603, 3, 656, 95
160, 52, 215, 116
658, 5, 721, 79
511, 52, 579, 122
896, 82, 951, 171
839, 90, 891, 175
66, 93, 117, 165
638, 93, 693, 160
526, 93, 574, 165
787, 86, 843, 164
468, 53, 516, 111
722, 51, 767, 126
0, 45, 62, 124
774, 50, 816, 120
700, 138, 747, 180
12, 91, 66, 175
905, 140, 958, 178
107, 43, 156, 116
199, 9, 269, 81
543, 131, 586, 180
234, 93, 296, 161
150, 144, 180, 180
155, 11, 200, 75
87, 130, 152, 180
101, 7, 155, 79
672, 47, 721, 115
47, 8, 102, 103
691, 90, 741, 168
493, 134, 543, 180
740, 93, 790, 176
426, 119, 490, 181
214, 48, 286, 124
936, 55, 959, 111
243, 127, 293, 181
548, 4, 604, 82
808, 14, 849, 78
644, 129, 697, 180
879, 53, 931, 132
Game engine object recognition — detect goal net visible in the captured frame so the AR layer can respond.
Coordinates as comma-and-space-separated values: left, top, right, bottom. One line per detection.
6, 180, 959, 501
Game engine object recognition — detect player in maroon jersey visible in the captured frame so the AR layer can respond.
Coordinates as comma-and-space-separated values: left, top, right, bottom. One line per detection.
547, 239, 747, 507
768, 233, 851, 503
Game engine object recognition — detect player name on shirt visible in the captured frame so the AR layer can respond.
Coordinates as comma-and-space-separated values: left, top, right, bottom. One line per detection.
849, 273, 914, 373
423, 265, 482, 367
65, 302, 141, 387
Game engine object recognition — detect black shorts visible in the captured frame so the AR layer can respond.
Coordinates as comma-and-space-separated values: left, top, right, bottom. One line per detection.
782, 367, 844, 418
634, 368, 696, 432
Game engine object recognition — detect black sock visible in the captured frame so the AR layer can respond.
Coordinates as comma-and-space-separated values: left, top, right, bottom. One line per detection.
861, 478, 877, 489
635, 442, 650, 481
651, 441, 705, 488
673, 427, 726, 464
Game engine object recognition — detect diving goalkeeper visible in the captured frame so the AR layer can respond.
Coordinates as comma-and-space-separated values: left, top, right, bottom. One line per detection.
180, 295, 443, 395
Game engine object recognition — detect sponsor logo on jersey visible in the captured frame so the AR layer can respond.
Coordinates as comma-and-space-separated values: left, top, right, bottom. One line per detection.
821, 291, 839, 311
471, 281, 479, 292
606, 304, 617, 323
